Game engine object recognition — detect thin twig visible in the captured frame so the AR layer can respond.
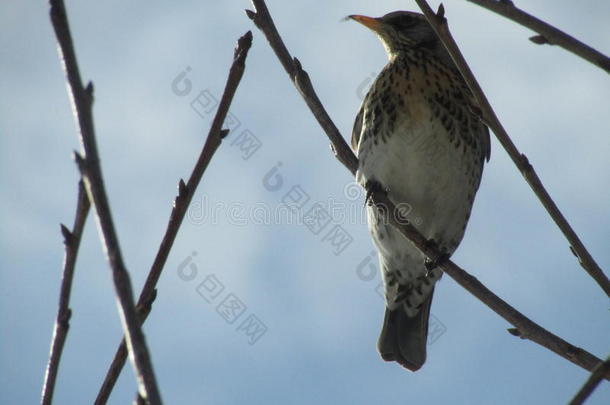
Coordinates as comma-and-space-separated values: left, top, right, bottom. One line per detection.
413, 0, 610, 298
49, 1, 163, 403
569, 353, 610, 405
246, 0, 610, 380
467, 0, 610, 74
93, 31, 253, 405
40, 181, 90, 405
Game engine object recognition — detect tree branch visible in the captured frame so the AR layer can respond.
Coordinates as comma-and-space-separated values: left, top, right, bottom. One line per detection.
40, 181, 90, 405
466, 0, 610, 74
413, 0, 610, 298
93, 31, 253, 405
569, 353, 610, 405
246, 0, 609, 380
49, 1, 163, 403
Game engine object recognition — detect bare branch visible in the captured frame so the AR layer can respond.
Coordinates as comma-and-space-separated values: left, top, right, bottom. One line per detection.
466, 0, 610, 74
569, 353, 610, 405
49, 0, 163, 403
41, 181, 90, 405
93, 31, 253, 405
413, 0, 610, 298
246, 0, 610, 380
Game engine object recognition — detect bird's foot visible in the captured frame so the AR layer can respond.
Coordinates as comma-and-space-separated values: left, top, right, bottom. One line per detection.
424, 239, 450, 275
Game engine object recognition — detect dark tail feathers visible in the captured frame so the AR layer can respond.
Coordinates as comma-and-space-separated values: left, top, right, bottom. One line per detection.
377, 289, 434, 371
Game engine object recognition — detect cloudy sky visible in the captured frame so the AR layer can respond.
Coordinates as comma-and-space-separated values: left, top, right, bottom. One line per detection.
1, 1, 609, 404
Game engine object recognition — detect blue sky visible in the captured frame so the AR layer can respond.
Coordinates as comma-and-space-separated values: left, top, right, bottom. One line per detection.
1, 1, 609, 404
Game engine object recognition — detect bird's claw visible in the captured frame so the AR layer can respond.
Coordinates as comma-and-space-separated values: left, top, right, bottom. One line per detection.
364, 179, 386, 206
424, 239, 450, 275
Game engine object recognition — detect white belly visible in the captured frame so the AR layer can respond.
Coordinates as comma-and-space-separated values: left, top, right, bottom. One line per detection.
356, 110, 477, 312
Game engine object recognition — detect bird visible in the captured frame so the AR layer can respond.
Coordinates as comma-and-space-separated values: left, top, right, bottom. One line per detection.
349, 11, 490, 371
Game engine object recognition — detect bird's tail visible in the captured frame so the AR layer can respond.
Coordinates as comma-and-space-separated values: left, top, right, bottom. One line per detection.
377, 289, 434, 371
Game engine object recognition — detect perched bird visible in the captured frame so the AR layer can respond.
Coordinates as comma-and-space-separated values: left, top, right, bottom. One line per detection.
349, 11, 490, 371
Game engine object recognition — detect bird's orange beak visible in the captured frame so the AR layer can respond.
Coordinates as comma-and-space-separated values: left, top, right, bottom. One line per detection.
349, 15, 382, 33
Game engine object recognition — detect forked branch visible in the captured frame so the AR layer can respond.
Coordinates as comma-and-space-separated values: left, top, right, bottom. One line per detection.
50, 0, 162, 403
569, 353, 610, 405
41, 181, 90, 405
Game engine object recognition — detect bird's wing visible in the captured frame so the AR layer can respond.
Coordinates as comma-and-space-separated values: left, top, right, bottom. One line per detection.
462, 84, 491, 162
351, 100, 366, 153
468, 105, 491, 163
482, 124, 491, 162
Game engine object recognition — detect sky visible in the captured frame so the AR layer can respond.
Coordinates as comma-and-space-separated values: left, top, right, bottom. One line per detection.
1, 1, 609, 404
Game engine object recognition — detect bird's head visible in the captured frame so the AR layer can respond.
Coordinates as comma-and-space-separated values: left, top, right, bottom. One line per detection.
349, 11, 450, 63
